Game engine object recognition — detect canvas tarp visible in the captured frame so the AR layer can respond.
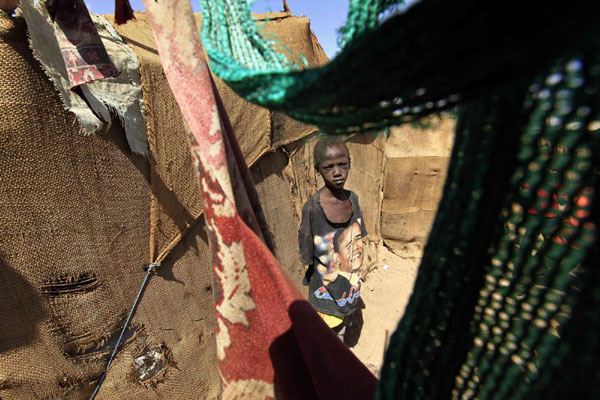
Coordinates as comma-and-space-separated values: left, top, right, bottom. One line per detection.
381, 116, 456, 257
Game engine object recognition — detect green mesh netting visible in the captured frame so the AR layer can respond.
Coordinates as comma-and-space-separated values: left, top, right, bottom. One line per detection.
376, 50, 600, 399
200, 0, 600, 397
201, 0, 596, 134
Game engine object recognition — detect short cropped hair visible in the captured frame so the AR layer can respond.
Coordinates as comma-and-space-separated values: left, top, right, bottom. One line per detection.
313, 135, 350, 167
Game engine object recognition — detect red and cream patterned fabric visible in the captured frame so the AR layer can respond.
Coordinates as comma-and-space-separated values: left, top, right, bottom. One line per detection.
140, 1, 377, 398
51, 0, 120, 87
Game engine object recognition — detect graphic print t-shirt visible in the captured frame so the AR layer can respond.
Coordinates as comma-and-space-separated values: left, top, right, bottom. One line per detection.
298, 189, 367, 317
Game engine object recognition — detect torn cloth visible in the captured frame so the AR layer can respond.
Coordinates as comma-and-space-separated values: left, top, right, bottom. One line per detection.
18, 0, 148, 156
49, 0, 120, 87
141, 0, 377, 398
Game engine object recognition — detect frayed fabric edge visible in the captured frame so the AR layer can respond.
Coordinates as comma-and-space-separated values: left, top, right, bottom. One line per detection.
17, 1, 149, 157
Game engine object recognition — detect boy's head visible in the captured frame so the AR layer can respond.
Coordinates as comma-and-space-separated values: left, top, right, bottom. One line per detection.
313, 136, 351, 190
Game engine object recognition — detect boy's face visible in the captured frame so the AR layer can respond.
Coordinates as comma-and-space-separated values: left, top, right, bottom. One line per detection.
316, 145, 350, 190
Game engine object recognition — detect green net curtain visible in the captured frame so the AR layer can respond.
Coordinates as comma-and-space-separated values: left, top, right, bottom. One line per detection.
200, 0, 596, 133
199, 0, 600, 397
377, 48, 600, 399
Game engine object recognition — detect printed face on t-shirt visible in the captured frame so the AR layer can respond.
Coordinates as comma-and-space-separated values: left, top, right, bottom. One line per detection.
313, 219, 364, 286
335, 221, 364, 273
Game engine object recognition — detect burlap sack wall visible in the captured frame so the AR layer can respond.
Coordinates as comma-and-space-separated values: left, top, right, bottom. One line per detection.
381, 116, 456, 258
0, 13, 219, 399
250, 150, 306, 292
346, 133, 386, 238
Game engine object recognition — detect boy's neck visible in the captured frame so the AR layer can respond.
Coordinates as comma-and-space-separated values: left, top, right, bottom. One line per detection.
321, 185, 348, 200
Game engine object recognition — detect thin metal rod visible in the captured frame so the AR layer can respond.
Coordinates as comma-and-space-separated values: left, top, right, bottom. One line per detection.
90, 262, 159, 400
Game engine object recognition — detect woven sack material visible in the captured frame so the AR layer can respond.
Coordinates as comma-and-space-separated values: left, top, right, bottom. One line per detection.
249, 150, 306, 291
106, 13, 205, 264
0, 13, 219, 399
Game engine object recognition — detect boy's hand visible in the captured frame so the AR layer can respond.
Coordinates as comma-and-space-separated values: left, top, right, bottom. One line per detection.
302, 264, 314, 286
318, 263, 339, 285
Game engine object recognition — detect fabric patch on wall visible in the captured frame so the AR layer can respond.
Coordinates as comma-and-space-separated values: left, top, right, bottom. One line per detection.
18, 0, 148, 156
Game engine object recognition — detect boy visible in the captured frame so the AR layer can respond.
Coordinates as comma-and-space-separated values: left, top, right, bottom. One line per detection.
298, 135, 367, 340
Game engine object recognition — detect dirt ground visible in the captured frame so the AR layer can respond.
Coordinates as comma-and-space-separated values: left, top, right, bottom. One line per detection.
350, 245, 420, 377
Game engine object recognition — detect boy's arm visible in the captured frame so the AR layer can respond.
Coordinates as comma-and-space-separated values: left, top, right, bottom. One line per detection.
299, 202, 314, 286
298, 201, 313, 266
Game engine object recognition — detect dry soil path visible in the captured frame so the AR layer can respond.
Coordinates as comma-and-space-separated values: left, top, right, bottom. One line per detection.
351, 246, 420, 377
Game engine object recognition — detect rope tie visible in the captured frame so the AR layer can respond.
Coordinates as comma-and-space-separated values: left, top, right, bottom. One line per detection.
90, 262, 160, 400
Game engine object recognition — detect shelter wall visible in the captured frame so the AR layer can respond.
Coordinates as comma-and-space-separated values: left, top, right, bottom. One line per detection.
250, 149, 306, 292
0, 13, 220, 399
381, 116, 456, 257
